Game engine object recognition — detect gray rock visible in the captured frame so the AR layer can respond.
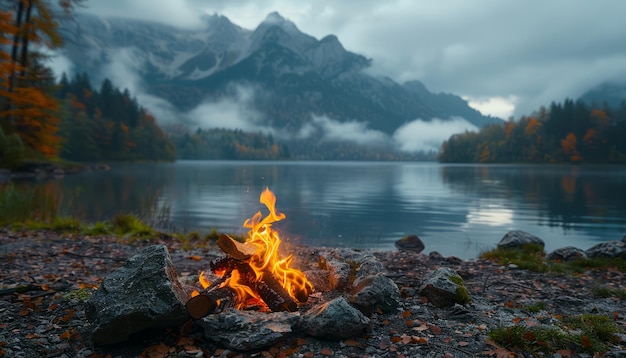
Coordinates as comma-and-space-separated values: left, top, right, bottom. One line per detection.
199, 309, 299, 351
304, 269, 333, 292
419, 267, 471, 308
585, 240, 626, 259
395, 234, 425, 253
298, 296, 370, 339
317, 248, 385, 289
321, 257, 352, 289
497, 230, 545, 250
355, 253, 385, 277
546, 246, 587, 262
350, 273, 400, 315
85, 245, 190, 345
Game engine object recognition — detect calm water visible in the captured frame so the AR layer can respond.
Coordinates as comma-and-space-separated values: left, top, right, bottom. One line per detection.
16, 161, 626, 259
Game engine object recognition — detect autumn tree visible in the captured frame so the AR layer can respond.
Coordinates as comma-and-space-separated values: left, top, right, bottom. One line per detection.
560, 133, 581, 163
0, 0, 83, 161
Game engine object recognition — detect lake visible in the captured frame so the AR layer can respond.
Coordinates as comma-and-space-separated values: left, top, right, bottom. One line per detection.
14, 161, 626, 259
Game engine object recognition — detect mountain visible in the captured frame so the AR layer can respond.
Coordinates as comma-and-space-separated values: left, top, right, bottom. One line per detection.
60, 12, 501, 138
579, 82, 626, 109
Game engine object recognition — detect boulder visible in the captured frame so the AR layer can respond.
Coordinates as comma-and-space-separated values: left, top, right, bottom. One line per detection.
199, 309, 299, 351
419, 267, 471, 308
350, 273, 400, 315
395, 234, 425, 253
497, 230, 545, 250
546, 246, 587, 262
585, 241, 626, 259
298, 297, 370, 339
85, 245, 190, 345
317, 248, 385, 290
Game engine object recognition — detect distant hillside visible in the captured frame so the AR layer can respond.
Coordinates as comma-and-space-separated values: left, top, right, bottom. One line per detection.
580, 82, 626, 109
61, 12, 501, 139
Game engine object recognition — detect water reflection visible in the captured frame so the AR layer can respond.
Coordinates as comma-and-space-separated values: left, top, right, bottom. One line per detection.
12, 162, 626, 259
439, 164, 626, 235
464, 201, 513, 227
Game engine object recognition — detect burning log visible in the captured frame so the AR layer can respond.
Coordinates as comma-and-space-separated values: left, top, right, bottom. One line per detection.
186, 286, 238, 319
235, 260, 298, 312
186, 189, 312, 319
186, 256, 298, 318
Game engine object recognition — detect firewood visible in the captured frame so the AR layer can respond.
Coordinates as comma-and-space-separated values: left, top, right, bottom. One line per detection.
217, 234, 256, 260
236, 262, 298, 312
186, 286, 237, 319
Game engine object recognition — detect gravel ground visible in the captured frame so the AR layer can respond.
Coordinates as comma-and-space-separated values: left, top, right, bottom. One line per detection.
1, 229, 625, 357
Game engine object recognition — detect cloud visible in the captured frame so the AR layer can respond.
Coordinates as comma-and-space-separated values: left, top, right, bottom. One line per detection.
78, 0, 207, 29
185, 86, 266, 131
464, 95, 518, 120
393, 117, 478, 152
80, 1, 626, 119
310, 116, 388, 145
47, 53, 73, 79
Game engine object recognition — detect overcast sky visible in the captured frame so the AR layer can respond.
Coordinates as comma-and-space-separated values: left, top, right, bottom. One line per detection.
80, 0, 626, 119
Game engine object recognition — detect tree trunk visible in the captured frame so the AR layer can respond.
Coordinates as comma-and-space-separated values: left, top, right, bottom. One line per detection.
4, 0, 25, 121
19, 0, 33, 80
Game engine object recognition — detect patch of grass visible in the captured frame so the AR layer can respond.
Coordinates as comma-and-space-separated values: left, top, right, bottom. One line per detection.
0, 183, 62, 225
81, 221, 112, 236
564, 257, 626, 273
524, 301, 546, 313
49, 216, 82, 231
13, 216, 83, 232
479, 244, 549, 272
480, 244, 626, 274
594, 286, 626, 299
489, 314, 623, 355
111, 213, 156, 241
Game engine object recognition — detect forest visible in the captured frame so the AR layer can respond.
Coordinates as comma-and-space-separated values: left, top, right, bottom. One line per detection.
438, 99, 626, 163
0, 2, 174, 170
171, 127, 288, 160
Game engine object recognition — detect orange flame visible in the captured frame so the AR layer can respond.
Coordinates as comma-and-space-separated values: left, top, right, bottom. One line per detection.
219, 188, 313, 308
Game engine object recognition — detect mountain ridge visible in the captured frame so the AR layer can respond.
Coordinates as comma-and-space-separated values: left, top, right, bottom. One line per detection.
61, 11, 502, 142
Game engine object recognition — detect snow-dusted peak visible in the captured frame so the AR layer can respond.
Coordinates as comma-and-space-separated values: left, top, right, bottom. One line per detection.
250, 12, 317, 55
263, 12, 291, 26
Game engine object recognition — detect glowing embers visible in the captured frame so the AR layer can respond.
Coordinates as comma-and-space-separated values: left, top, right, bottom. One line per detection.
186, 188, 313, 319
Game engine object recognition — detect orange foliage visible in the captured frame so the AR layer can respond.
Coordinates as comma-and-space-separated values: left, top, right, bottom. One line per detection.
0, 9, 62, 158
590, 109, 609, 127
480, 145, 490, 163
560, 133, 580, 163
582, 128, 597, 147
524, 117, 542, 137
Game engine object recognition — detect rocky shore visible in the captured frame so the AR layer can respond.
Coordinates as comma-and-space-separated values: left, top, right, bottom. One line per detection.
0, 229, 625, 357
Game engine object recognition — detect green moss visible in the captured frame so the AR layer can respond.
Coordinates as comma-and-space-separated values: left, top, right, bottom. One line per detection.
449, 274, 471, 304
62, 288, 93, 302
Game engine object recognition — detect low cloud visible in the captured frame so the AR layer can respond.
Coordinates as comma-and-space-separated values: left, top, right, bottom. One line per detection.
309, 115, 388, 145
185, 86, 267, 131
392, 117, 478, 152
295, 114, 475, 153
48, 53, 73, 80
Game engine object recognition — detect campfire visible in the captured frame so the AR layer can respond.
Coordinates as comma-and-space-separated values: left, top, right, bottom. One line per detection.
186, 188, 313, 319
